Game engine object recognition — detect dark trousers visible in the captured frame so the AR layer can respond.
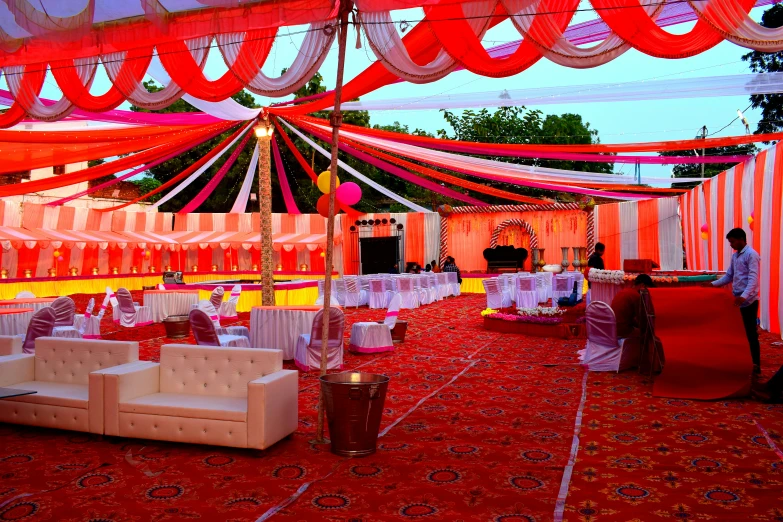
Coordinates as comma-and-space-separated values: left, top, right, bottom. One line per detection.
740, 300, 761, 367
768, 365, 783, 401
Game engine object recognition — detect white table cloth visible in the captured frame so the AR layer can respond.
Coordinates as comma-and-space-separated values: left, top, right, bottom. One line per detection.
0, 308, 34, 336
142, 290, 200, 323
590, 281, 624, 305
0, 298, 56, 313
250, 306, 321, 360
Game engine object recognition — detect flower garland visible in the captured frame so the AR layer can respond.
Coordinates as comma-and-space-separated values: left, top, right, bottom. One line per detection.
517, 306, 564, 317
588, 268, 679, 285
482, 308, 563, 324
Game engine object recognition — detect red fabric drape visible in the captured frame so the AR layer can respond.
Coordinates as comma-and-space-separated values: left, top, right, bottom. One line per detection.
16, 245, 39, 278
406, 212, 425, 266
108, 246, 123, 273
55, 246, 71, 277
598, 204, 622, 270
0, 122, 232, 183
310, 248, 325, 273
82, 246, 98, 275
251, 248, 261, 271
636, 199, 660, 267
280, 248, 297, 271
767, 149, 783, 334
197, 247, 213, 271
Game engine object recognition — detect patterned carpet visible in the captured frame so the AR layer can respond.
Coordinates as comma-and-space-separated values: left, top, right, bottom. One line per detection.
1, 293, 782, 521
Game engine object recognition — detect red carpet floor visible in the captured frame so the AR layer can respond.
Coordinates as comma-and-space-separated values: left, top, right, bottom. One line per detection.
0, 293, 782, 521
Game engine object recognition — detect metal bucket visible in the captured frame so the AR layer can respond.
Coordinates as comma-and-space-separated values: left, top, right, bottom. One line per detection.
320, 372, 389, 457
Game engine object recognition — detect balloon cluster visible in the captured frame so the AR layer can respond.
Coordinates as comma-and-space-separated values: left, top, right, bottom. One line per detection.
700, 224, 708, 240
53, 250, 64, 262
316, 171, 362, 218
747, 211, 755, 231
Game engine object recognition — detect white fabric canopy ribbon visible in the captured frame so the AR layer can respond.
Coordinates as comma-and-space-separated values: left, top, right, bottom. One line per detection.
281, 119, 429, 212
150, 121, 254, 210
230, 141, 259, 213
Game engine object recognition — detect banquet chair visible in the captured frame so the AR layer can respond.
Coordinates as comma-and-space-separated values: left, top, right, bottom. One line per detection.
419, 276, 434, 305
552, 275, 573, 302
51, 296, 82, 339
334, 280, 347, 306
397, 277, 420, 309
368, 279, 392, 309
579, 302, 637, 372
20, 307, 56, 354
114, 288, 153, 327
196, 300, 250, 339
294, 307, 345, 371
483, 279, 512, 309
15, 291, 35, 299
209, 287, 225, 311
344, 278, 368, 308
535, 273, 549, 304
574, 272, 585, 299
74, 297, 102, 339
427, 273, 440, 302
447, 271, 461, 297
515, 276, 538, 309
219, 284, 241, 319
436, 273, 450, 299
349, 293, 401, 354
189, 309, 251, 348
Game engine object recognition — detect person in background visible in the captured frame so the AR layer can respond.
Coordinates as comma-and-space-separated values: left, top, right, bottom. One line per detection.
443, 256, 462, 284
588, 242, 606, 271
710, 227, 761, 374
752, 365, 783, 403
611, 274, 655, 339
424, 264, 432, 272
431, 260, 441, 273
389, 263, 399, 274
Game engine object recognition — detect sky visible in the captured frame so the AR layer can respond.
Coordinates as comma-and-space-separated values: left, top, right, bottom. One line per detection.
26, 3, 771, 183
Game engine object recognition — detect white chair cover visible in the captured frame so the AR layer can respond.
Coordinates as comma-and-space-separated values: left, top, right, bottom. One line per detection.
573, 272, 585, 299
219, 284, 241, 319
74, 297, 102, 339
514, 276, 538, 309
334, 280, 347, 306
51, 296, 82, 339
552, 275, 573, 302
349, 293, 401, 354
368, 279, 392, 309
344, 278, 368, 308
197, 299, 250, 340
397, 277, 420, 309
539, 271, 554, 300
535, 273, 549, 303
483, 279, 512, 309
579, 302, 635, 372
447, 271, 461, 296
294, 307, 345, 371
15, 291, 35, 298
114, 288, 153, 327
436, 273, 450, 299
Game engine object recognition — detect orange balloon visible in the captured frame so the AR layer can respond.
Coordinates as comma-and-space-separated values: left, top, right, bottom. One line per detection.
317, 194, 331, 218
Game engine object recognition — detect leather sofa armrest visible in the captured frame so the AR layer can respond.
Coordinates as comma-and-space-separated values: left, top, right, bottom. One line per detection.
96, 361, 160, 436
247, 370, 298, 450
0, 354, 34, 387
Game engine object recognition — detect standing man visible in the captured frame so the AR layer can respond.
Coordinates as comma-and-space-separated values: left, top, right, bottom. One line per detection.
711, 228, 761, 374
587, 242, 606, 271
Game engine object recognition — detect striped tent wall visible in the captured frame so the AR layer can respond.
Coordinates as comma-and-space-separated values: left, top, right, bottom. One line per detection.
680, 142, 783, 335
593, 198, 683, 271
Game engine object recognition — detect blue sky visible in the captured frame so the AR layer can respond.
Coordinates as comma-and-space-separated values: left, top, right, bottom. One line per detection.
30, 6, 770, 182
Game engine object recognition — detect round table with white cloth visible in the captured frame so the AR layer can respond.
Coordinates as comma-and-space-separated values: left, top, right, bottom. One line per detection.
142, 290, 200, 323
589, 281, 624, 305
0, 298, 56, 313
0, 308, 34, 336
250, 306, 324, 360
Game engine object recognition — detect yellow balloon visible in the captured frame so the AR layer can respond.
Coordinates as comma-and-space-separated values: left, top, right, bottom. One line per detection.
701, 231, 709, 240
317, 171, 340, 194
747, 216, 754, 224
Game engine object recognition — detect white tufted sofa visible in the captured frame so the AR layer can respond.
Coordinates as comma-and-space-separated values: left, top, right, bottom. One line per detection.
0, 335, 22, 356
0, 337, 139, 434
99, 345, 298, 450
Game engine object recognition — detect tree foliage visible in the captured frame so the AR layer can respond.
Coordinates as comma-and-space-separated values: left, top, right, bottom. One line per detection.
743, 4, 783, 135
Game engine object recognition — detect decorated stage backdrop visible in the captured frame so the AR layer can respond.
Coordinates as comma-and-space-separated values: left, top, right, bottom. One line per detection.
680, 141, 783, 334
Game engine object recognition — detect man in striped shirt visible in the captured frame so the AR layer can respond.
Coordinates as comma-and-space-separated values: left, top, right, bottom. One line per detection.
711, 228, 761, 374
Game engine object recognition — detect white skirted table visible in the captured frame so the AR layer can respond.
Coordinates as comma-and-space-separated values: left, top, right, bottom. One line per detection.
589, 281, 624, 305
0, 308, 34, 336
142, 289, 200, 323
0, 298, 56, 312
250, 306, 330, 360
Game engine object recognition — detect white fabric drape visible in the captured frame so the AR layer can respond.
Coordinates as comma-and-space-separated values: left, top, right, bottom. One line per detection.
230, 141, 259, 213
690, 0, 783, 51
217, 22, 335, 97
150, 121, 253, 210
423, 212, 441, 266
619, 202, 638, 265
281, 119, 429, 212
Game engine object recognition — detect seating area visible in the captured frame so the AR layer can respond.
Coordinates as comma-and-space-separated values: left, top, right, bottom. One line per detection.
0, 291, 781, 520
316, 273, 460, 310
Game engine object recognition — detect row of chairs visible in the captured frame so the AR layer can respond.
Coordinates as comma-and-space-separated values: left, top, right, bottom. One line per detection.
483, 272, 585, 309
317, 273, 460, 309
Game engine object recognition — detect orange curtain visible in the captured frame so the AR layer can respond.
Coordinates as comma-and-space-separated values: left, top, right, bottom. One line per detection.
281, 248, 297, 271
637, 199, 660, 266
597, 205, 621, 270
197, 247, 213, 271
310, 247, 325, 272
405, 213, 425, 266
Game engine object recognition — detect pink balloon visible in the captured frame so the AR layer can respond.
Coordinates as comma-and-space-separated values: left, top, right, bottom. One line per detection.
57, 256, 64, 262
335, 182, 362, 206
700, 223, 708, 233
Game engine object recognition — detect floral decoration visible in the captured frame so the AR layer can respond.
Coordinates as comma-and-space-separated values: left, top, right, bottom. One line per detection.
588, 269, 679, 285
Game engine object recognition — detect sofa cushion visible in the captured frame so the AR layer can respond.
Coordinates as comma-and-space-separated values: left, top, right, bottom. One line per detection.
34, 337, 139, 385
119, 393, 247, 422
6, 381, 88, 409
159, 345, 282, 398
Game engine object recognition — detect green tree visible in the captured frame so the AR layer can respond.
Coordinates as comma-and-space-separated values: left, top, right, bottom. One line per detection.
129, 80, 260, 212
743, 4, 783, 135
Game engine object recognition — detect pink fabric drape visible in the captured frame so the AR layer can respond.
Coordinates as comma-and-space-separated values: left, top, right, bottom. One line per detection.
272, 136, 301, 214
